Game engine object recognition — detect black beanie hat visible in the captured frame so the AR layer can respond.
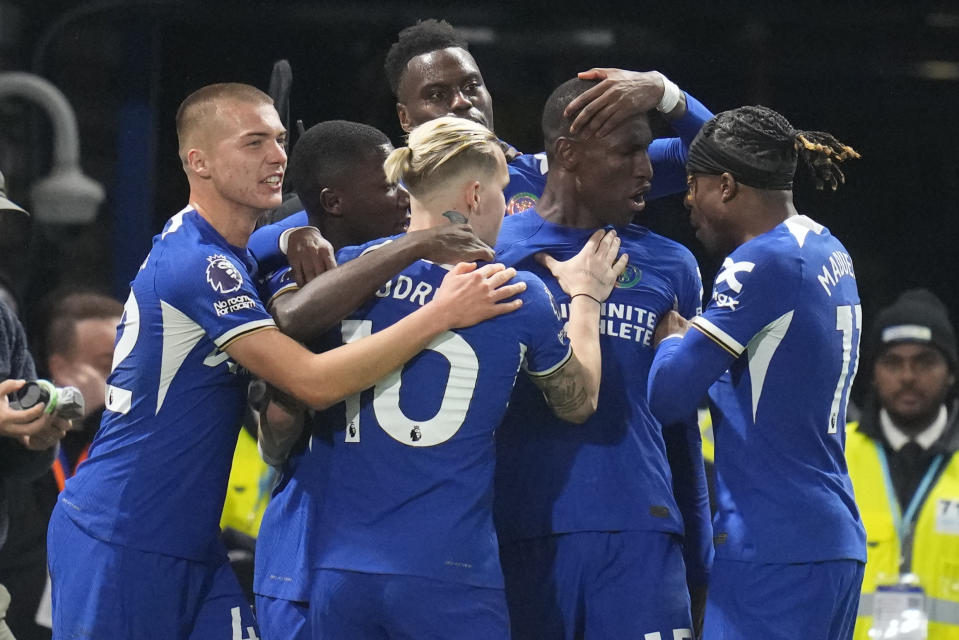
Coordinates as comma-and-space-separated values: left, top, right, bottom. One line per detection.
870, 289, 957, 370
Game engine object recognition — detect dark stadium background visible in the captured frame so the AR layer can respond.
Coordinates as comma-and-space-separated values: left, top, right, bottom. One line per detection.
1, 1, 957, 403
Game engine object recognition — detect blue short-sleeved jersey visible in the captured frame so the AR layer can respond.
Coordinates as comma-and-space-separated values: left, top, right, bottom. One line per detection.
248, 209, 308, 276
493, 209, 703, 542
252, 244, 337, 603
312, 238, 572, 589
686, 215, 866, 563
60, 207, 276, 561
253, 432, 329, 602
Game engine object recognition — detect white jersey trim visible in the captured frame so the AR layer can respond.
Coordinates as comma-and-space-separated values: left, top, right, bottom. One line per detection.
357, 239, 394, 257
105, 384, 132, 415
214, 318, 277, 349
784, 215, 824, 248
745, 310, 795, 422
691, 316, 745, 357
267, 282, 298, 306
524, 345, 573, 378
161, 207, 191, 239
157, 301, 206, 414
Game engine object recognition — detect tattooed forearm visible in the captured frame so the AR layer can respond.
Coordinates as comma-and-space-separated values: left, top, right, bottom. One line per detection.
533, 356, 596, 424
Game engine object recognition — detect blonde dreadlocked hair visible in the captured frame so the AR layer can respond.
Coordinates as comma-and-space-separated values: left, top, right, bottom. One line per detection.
687, 105, 861, 192
795, 132, 861, 191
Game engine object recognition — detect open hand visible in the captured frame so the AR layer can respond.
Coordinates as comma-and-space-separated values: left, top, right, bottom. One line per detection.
535, 229, 628, 303
411, 224, 495, 265
652, 309, 691, 348
287, 227, 337, 287
431, 262, 525, 329
566, 68, 674, 138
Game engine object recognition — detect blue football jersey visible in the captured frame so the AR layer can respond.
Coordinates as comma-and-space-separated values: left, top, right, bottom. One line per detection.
687, 215, 866, 563
252, 258, 340, 603
254, 430, 331, 602
313, 243, 572, 589
493, 209, 704, 542
258, 263, 298, 307
60, 207, 276, 561
248, 209, 308, 276
503, 92, 714, 215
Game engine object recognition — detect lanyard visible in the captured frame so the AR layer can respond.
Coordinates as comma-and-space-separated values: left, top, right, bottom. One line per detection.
876, 445, 944, 542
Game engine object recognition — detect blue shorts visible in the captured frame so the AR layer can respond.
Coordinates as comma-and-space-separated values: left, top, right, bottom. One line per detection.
47, 505, 258, 640
704, 558, 865, 640
499, 530, 693, 640
255, 594, 309, 640
311, 568, 510, 639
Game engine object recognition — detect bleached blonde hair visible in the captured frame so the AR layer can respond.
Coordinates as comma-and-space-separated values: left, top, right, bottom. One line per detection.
384, 116, 502, 196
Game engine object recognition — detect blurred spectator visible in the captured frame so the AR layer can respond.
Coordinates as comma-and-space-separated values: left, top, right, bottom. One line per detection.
0, 170, 30, 314
0, 291, 120, 640
847, 289, 959, 639
0, 177, 69, 640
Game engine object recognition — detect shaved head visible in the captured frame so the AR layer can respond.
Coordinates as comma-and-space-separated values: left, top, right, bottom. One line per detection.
175, 83, 274, 165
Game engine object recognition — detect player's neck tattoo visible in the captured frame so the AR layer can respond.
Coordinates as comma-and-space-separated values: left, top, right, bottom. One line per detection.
442, 210, 468, 224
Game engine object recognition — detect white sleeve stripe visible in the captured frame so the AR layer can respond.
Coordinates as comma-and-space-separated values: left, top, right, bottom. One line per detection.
267, 283, 298, 306
524, 346, 573, 378
358, 239, 393, 256
691, 316, 745, 356
214, 318, 277, 348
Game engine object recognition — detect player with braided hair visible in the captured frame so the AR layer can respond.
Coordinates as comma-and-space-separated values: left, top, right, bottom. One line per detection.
690, 104, 860, 194
647, 104, 865, 639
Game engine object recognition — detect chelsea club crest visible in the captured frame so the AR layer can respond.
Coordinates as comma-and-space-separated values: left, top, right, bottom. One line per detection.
616, 263, 642, 288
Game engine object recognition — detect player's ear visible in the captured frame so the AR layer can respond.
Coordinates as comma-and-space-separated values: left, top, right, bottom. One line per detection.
320, 188, 342, 217
553, 137, 578, 171
397, 103, 413, 133
720, 172, 738, 202
186, 148, 210, 178
464, 180, 481, 215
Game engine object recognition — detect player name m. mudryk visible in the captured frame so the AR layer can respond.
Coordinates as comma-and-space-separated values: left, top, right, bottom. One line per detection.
375, 274, 437, 306
817, 249, 856, 296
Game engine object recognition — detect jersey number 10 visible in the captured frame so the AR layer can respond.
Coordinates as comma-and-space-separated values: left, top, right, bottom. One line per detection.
340, 319, 479, 447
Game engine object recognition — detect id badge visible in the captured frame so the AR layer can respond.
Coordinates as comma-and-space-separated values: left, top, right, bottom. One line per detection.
869, 584, 928, 639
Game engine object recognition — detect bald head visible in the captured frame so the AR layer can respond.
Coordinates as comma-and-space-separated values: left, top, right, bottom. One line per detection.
175, 83, 275, 166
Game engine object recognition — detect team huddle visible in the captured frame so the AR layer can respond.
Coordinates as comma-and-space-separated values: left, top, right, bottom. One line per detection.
44, 19, 865, 640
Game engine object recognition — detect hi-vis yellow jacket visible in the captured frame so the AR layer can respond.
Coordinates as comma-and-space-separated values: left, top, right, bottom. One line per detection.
846, 418, 959, 640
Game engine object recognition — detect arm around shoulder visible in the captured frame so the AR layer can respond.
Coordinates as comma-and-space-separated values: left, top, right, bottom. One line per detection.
231, 262, 526, 410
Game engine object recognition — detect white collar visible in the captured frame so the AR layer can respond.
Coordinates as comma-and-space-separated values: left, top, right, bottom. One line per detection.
879, 404, 949, 451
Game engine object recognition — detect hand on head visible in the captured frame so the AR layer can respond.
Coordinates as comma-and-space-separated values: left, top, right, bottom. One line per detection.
566, 68, 678, 138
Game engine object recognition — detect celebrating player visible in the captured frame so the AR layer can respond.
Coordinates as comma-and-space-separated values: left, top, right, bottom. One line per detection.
304, 116, 626, 638
384, 18, 713, 212
252, 120, 414, 640
46, 83, 523, 640
493, 78, 711, 640
255, 19, 714, 286
648, 105, 866, 639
